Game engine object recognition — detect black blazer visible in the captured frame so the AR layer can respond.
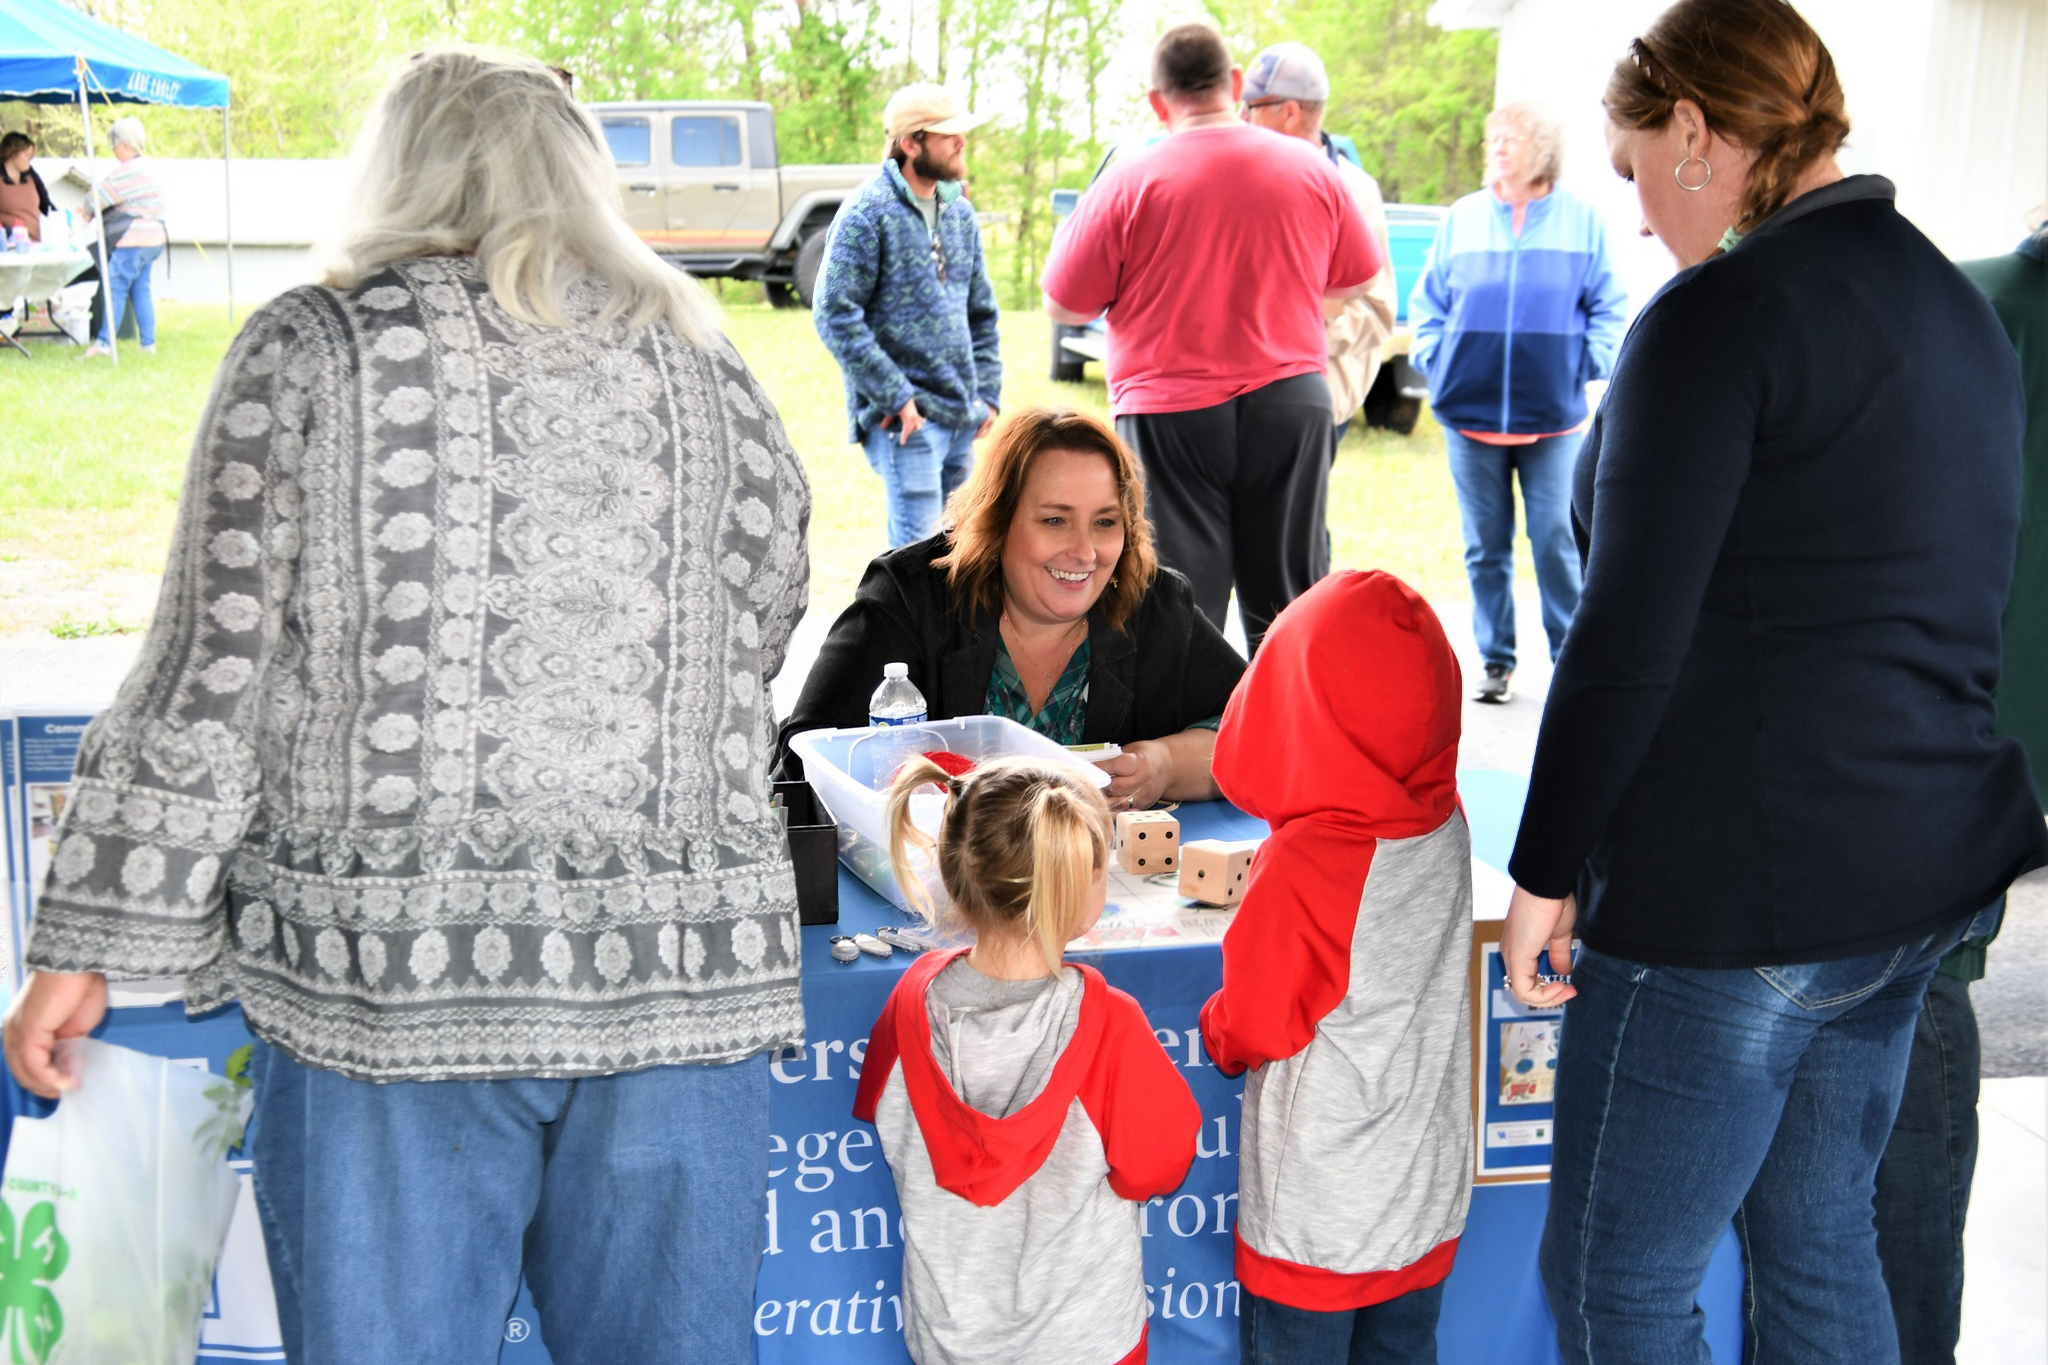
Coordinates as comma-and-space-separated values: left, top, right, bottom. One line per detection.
775, 532, 1246, 780
1510, 177, 2048, 968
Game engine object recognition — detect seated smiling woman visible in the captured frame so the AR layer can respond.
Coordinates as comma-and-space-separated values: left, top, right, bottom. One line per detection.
777, 408, 1244, 810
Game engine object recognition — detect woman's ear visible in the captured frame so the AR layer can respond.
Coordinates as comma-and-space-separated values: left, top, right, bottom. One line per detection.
1671, 99, 1708, 155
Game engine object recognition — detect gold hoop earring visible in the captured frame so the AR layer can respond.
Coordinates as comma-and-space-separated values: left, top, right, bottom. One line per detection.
1675, 156, 1712, 191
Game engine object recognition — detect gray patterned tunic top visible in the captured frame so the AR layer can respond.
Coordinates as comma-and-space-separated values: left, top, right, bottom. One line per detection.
27, 258, 812, 1082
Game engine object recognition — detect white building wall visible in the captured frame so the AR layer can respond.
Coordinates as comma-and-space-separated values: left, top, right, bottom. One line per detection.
36, 157, 348, 306
1439, 0, 2046, 310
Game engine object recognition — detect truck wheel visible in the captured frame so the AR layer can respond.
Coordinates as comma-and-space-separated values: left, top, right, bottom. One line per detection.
795, 232, 829, 310
765, 282, 801, 309
1049, 323, 1085, 383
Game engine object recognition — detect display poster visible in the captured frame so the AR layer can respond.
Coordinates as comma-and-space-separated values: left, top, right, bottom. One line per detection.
2, 714, 18, 987
5, 710, 99, 989
1470, 918, 1569, 1184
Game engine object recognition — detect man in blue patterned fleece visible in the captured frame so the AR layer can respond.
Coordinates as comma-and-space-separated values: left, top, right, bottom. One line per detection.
815, 83, 1002, 548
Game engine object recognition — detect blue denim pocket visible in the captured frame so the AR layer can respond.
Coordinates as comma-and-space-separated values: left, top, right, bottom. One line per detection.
1754, 942, 1912, 1011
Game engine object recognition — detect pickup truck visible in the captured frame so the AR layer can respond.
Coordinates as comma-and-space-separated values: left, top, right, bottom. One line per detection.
591, 100, 871, 308
1046, 145, 1445, 434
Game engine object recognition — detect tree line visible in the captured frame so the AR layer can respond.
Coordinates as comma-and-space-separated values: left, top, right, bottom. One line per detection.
6, 0, 1495, 308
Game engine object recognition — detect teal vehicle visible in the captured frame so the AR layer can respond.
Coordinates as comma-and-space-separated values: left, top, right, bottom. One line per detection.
1047, 142, 1443, 433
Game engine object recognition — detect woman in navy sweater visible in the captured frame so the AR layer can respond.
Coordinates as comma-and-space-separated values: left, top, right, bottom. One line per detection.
1500, 2, 2048, 1361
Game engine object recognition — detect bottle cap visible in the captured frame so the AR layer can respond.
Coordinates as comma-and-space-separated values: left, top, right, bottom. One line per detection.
884, 662, 908, 678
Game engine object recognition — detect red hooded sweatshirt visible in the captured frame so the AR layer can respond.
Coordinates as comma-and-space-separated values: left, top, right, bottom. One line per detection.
1199, 570, 1475, 1310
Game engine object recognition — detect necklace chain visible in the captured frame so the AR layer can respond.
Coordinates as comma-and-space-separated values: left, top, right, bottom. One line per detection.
1002, 613, 1086, 694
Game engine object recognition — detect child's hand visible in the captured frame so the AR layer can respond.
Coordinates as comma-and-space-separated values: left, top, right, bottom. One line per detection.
1502, 886, 1578, 1008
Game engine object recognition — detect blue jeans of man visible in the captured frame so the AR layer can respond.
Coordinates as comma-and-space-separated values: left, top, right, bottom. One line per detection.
862, 418, 976, 548
1874, 968, 1983, 1365
1241, 1284, 1445, 1364
97, 242, 163, 348
245, 1041, 771, 1365
1538, 904, 1993, 1365
1443, 429, 1583, 669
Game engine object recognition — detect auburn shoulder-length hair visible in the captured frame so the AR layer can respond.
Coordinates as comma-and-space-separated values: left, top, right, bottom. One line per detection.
933, 408, 1158, 631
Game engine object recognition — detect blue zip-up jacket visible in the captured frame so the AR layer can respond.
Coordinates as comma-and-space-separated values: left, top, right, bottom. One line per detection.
815, 160, 1002, 443
1408, 187, 1628, 435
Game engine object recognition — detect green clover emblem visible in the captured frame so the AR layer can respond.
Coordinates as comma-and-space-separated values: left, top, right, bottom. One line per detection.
0, 1200, 67, 1364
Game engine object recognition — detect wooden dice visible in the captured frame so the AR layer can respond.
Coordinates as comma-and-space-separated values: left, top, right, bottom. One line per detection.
1179, 839, 1257, 906
1114, 809, 1180, 873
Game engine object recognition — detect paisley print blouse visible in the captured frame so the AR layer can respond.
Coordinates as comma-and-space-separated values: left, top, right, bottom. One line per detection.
26, 258, 813, 1081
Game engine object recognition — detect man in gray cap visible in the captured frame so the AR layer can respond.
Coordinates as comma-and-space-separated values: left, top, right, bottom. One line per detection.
1242, 42, 1397, 454
816, 84, 1003, 548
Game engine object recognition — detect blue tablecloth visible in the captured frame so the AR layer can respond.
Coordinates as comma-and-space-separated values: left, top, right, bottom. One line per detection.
2, 775, 1744, 1363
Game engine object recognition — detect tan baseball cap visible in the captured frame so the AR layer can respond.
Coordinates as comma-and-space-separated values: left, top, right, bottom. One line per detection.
882, 84, 989, 139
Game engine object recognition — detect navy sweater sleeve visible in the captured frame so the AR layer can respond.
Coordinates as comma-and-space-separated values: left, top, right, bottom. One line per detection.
1509, 276, 1768, 897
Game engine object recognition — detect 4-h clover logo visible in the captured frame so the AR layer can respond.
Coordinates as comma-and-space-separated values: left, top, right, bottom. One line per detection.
0, 1200, 67, 1364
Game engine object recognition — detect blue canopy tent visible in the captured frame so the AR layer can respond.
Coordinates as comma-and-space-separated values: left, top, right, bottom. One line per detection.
0, 0, 235, 350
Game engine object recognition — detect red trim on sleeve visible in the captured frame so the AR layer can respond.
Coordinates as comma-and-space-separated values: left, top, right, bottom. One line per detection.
1233, 1232, 1460, 1312
1111, 1323, 1148, 1365
1199, 834, 1378, 1076
1079, 986, 1201, 1201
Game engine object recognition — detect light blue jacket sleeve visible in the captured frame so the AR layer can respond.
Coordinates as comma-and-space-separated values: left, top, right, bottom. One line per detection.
1578, 214, 1631, 383
813, 198, 916, 420
1407, 212, 1457, 383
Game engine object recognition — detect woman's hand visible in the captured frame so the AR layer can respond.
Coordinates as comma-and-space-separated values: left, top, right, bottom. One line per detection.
1096, 729, 1222, 810
1502, 886, 1579, 1008
4, 970, 109, 1099
1099, 740, 1172, 812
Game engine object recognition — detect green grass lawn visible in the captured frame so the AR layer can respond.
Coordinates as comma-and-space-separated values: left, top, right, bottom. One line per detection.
0, 295, 1473, 637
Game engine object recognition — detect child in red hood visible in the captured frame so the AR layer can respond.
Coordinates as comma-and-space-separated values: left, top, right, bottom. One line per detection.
1199, 571, 1474, 1362
855, 755, 1200, 1365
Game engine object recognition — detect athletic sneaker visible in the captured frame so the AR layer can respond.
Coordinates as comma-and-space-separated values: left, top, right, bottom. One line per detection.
1474, 663, 1513, 704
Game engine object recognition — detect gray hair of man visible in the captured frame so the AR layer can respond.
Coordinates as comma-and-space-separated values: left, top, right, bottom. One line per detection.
1487, 100, 1566, 188
107, 117, 146, 152
321, 47, 718, 347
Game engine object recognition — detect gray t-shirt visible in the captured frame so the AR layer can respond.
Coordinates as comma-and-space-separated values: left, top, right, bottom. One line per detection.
914, 191, 940, 237
925, 957, 1083, 1119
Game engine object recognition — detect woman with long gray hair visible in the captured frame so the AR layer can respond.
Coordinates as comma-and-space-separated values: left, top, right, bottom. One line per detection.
3, 49, 811, 1364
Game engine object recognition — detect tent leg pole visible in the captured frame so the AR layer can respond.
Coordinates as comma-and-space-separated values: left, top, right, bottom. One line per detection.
223, 106, 235, 324
77, 61, 116, 367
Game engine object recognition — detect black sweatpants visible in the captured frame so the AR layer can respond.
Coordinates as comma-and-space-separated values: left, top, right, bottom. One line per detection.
1116, 371, 1332, 653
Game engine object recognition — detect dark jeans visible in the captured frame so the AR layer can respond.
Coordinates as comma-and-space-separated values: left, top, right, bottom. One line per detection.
1539, 903, 1993, 1365
1240, 1284, 1445, 1365
1874, 970, 1981, 1365
1116, 371, 1332, 653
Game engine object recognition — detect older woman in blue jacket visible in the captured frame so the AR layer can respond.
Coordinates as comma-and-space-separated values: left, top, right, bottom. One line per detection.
1410, 101, 1628, 703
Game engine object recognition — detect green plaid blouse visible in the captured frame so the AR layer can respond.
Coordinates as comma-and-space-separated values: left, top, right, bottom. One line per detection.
988, 638, 1094, 744
987, 638, 1221, 744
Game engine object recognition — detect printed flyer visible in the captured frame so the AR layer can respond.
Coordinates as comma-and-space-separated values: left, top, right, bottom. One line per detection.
1470, 917, 1570, 1184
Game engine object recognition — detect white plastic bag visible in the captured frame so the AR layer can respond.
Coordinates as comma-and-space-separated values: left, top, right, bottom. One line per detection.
0, 1038, 250, 1364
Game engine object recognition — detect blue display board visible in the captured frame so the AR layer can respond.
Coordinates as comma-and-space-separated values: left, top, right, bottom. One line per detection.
2, 779, 1746, 1364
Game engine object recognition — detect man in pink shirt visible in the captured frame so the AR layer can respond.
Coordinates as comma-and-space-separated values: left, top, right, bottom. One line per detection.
1040, 24, 1383, 651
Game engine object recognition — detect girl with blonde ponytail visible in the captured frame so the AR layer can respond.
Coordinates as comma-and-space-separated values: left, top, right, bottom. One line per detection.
858, 756, 1200, 1365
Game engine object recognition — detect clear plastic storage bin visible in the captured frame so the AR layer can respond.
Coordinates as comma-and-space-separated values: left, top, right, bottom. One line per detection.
787, 715, 1112, 913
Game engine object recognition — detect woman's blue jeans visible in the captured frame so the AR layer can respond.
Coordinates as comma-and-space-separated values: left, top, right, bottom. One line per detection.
97, 242, 163, 348
245, 1041, 771, 1365
1442, 429, 1583, 669
1538, 905, 1993, 1365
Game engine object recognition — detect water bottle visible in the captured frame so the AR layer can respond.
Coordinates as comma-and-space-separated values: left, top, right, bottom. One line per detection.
868, 662, 928, 727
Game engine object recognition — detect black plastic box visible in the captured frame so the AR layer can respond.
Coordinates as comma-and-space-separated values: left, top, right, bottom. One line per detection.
774, 780, 839, 926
